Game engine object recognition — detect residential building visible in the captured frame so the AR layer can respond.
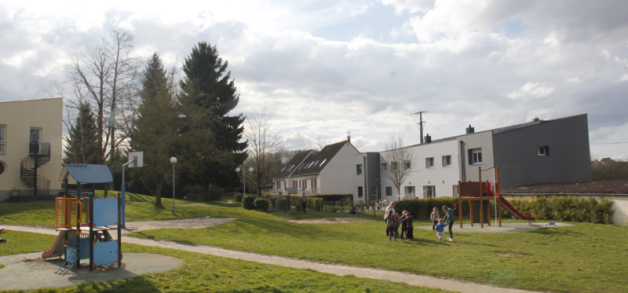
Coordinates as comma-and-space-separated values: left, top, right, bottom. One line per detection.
0, 98, 63, 201
274, 139, 359, 195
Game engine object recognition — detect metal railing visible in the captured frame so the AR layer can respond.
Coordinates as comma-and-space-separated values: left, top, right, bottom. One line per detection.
29, 142, 50, 156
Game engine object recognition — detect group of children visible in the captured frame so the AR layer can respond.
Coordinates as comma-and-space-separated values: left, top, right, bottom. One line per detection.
385, 209, 414, 241
384, 202, 455, 242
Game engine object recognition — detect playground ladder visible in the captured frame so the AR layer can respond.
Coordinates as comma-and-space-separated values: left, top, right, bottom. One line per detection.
55, 243, 79, 275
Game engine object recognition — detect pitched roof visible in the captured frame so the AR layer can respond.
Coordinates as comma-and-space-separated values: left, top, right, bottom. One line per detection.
275, 150, 314, 178
290, 140, 349, 177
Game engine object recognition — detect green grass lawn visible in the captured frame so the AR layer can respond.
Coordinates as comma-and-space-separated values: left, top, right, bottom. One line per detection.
128, 205, 628, 293
0, 230, 448, 293
0, 192, 216, 228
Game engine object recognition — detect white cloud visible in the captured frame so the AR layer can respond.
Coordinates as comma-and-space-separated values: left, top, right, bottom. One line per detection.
618, 74, 628, 82
507, 82, 556, 100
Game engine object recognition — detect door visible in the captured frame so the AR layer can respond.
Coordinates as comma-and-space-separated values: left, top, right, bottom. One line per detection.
30, 128, 41, 154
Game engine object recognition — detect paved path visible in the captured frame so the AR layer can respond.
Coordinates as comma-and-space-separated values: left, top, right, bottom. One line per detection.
416, 222, 573, 233
122, 217, 238, 233
2, 224, 541, 293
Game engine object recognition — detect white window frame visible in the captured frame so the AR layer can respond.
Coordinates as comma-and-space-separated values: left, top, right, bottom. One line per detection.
471, 148, 482, 165
404, 161, 411, 170
385, 186, 393, 196
538, 146, 549, 156
0, 161, 6, 176
425, 157, 434, 169
404, 186, 415, 199
0, 125, 5, 154
423, 185, 435, 198
442, 155, 451, 167
452, 185, 459, 196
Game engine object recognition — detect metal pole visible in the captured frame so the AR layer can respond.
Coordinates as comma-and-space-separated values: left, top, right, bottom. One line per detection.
173, 163, 175, 214
494, 167, 498, 225
243, 168, 246, 196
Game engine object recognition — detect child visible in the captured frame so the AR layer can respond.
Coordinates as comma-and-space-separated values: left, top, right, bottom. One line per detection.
386, 210, 399, 241
435, 219, 447, 241
400, 211, 414, 241
398, 211, 408, 240
430, 207, 440, 232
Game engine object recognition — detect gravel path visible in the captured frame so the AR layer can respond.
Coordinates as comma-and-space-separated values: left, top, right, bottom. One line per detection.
2, 224, 541, 293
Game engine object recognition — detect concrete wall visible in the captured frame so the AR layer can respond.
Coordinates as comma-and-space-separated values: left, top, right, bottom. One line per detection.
504, 194, 628, 226
318, 142, 360, 195
457, 131, 496, 183
0, 98, 63, 201
492, 115, 591, 188
351, 153, 366, 204
379, 139, 461, 200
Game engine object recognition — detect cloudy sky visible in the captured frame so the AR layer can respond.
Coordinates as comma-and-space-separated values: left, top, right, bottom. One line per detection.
1, 0, 628, 159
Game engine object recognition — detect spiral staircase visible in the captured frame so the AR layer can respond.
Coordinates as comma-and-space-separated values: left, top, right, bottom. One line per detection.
19, 142, 51, 196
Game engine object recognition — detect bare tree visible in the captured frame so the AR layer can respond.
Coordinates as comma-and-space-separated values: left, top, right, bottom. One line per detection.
381, 133, 415, 201
51, 27, 139, 163
244, 112, 283, 196
315, 134, 330, 150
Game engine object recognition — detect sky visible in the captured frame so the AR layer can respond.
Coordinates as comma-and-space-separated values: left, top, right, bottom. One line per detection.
1, 0, 628, 159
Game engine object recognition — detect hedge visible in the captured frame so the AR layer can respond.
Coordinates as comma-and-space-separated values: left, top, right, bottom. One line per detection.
254, 197, 270, 212
394, 197, 462, 220
275, 197, 290, 212
235, 193, 244, 203
310, 194, 353, 203
242, 195, 256, 210
506, 196, 614, 224
289, 195, 323, 211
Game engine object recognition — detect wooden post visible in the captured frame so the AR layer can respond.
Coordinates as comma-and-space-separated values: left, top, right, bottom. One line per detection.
479, 167, 483, 228
458, 182, 462, 229
497, 167, 502, 227
486, 180, 491, 226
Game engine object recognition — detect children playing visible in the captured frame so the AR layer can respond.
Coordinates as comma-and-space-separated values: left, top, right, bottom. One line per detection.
430, 207, 440, 232
386, 210, 399, 241
399, 211, 414, 241
398, 211, 408, 240
435, 219, 447, 241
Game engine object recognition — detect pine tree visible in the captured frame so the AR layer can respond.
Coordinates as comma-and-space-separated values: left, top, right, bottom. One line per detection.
130, 53, 178, 208
180, 42, 247, 188
64, 102, 101, 164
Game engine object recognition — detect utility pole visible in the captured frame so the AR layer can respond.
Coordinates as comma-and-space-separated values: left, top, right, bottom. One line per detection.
411, 111, 429, 143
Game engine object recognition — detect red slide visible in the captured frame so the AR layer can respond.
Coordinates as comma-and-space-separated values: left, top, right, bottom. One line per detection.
42, 232, 66, 259
498, 196, 536, 221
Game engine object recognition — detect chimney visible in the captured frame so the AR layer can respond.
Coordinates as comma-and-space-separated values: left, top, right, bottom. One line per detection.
425, 134, 431, 143
347, 131, 351, 143
466, 125, 474, 134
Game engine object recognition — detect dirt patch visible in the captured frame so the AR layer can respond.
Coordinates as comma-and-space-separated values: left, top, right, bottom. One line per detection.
502, 180, 628, 195
122, 217, 237, 233
289, 218, 373, 224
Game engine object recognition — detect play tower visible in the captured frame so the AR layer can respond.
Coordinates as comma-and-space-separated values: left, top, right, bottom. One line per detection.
42, 164, 122, 274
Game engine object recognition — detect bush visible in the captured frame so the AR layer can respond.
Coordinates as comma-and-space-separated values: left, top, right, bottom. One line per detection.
307, 198, 323, 211
394, 197, 462, 220
311, 194, 353, 203
235, 193, 244, 203
507, 196, 615, 224
242, 195, 256, 210
207, 185, 224, 201
262, 192, 272, 200
270, 197, 278, 208
276, 197, 290, 212
254, 197, 270, 212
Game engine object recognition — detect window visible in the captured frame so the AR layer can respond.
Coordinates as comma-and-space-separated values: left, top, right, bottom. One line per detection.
404, 161, 411, 170
452, 185, 459, 196
0, 125, 5, 154
381, 163, 387, 171
391, 162, 398, 170
404, 186, 416, 199
276, 181, 280, 189
356, 164, 363, 175
0, 161, 5, 176
425, 157, 434, 168
538, 146, 550, 156
303, 179, 307, 189
386, 186, 393, 196
468, 148, 482, 165
319, 159, 327, 166
358, 186, 363, 197
423, 186, 435, 198
372, 186, 378, 195
442, 155, 451, 167
293, 180, 297, 187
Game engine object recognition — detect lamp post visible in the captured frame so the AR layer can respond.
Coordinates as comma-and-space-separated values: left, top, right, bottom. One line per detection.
236, 167, 254, 196
170, 157, 177, 213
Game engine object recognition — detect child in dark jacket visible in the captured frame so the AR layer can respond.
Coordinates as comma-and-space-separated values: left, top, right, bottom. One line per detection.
398, 210, 408, 240
386, 210, 399, 241
399, 211, 414, 241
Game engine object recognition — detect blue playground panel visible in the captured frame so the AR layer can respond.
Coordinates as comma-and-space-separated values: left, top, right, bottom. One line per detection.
94, 197, 118, 227
94, 241, 119, 266
68, 238, 91, 259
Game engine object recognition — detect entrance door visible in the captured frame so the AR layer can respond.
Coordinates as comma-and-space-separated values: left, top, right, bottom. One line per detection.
30, 128, 41, 154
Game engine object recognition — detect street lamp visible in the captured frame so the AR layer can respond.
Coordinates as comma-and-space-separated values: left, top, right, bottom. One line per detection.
236, 167, 254, 196
170, 157, 177, 213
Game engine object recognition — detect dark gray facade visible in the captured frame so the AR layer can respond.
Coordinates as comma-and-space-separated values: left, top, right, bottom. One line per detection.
492, 114, 591, 188
363, 152, 381, 202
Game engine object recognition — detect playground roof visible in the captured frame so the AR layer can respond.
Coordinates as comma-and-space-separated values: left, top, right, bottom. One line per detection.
59, 164, 114, 184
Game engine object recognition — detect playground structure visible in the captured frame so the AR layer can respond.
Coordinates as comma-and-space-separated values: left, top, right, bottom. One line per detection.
42, 164, 121, 275
457, 167, 535, 228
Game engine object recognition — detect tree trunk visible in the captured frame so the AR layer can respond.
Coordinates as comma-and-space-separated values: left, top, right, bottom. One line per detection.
155, 179, 164, 208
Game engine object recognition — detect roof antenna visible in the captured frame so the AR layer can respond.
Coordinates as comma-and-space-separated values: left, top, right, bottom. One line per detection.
347, 130, 351, 143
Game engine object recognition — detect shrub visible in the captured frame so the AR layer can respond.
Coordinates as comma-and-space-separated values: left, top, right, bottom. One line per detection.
254, 198, 270, 212
506, 195, 614, 224
262, 192, 272, 200
394, 197, 462, 220
270, 197, 277, 208
276, 197, 290, 212
311, 194, 353, 203
242, 195, 256, 210
307, 197, 323, 211
207, 185, 224, 201
235, 193, 244, 203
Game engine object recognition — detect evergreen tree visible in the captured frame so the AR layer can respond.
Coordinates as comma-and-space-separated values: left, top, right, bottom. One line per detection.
64, 102, 101, 164
129, 53, 178, 208
180, 42, 247, 188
